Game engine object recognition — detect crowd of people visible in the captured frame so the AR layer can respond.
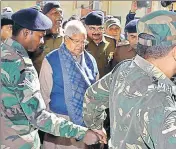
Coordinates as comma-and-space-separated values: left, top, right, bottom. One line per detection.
1, 1, 176, 149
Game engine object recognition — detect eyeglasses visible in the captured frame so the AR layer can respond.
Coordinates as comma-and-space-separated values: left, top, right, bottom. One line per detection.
67, 36, 89, 45
88, 26, 104, 32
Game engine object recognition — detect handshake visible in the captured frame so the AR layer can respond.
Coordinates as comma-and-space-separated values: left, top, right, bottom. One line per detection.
82, 128, 107, 145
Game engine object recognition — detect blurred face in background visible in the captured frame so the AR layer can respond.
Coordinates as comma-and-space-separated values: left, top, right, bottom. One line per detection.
127, 32, 138, 49
46, 7, 63, 34
105, 24, 121, 41
86, 25, 104, 44
1, 24, 13, 41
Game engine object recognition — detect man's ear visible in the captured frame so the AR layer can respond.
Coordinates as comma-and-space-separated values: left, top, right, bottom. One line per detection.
64, 36, 68, 44
22, 29, 30, 38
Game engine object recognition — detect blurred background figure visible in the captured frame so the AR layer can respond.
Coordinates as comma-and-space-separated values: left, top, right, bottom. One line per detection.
104, 15, 114, 22
105, 18, 125, 43
1, 7, 14, 42
62, 14, 80, 29
80, 15, 86, 26
125, 19, 138, 50
125, 1, 138, 26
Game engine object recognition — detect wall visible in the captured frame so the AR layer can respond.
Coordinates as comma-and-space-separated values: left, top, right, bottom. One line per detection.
109, 1, 146, 31
1, 1, 35, 12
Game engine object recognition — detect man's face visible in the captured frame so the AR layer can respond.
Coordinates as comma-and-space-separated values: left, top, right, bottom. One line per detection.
24, 30, 46, 52
86, 25, 104, 44
105, 25, 121, 41
1, 24, 12, 41
65, 33, 88, 56
127, 32, 138, 49
46, 7, 63, 34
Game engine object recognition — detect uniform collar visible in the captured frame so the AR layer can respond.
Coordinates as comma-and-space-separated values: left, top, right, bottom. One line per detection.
4, 38, 29, 57
134, 55, 176, 95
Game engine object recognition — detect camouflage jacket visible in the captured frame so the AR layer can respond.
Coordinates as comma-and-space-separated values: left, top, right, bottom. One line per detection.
1, 38, 88, 149
83, 55, 176, 149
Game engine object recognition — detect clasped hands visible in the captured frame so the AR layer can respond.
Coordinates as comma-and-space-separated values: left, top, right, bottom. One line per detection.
83, 128, 107, 145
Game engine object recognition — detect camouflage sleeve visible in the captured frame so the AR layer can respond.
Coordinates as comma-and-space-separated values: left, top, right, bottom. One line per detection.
137, 91, 176, 149
15, 59, 88, 140
83, 73, 112, 130
160, 111, 176, 148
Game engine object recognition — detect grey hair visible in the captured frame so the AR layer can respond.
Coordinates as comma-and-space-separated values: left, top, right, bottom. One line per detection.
64, 20, 87, 38
136, 33, 176, 59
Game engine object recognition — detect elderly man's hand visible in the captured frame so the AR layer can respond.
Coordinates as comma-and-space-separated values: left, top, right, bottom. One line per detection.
82, 130, 100, 145
93, 128, 107, 144
83, 129, 107, 145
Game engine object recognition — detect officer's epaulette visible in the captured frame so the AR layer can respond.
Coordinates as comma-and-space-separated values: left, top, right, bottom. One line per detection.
116, 40, 130, 47
104, 34, 116, 44
104, 34, 116, 40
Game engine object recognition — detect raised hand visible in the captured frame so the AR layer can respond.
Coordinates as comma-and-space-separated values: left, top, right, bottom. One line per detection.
131, 1, 138, 13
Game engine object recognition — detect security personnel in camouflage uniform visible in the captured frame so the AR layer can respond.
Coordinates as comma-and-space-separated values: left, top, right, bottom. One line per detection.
31, 2, 64, 74
84, 11, 116, 78
84, 10, 116, 149
1, 8, 105, 149
83, 10, 176, 149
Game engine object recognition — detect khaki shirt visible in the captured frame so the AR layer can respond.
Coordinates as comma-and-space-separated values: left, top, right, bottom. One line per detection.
32, 35, 63, 74
86, 35, 116, 78
1, 38, 88, 149
83, 55, 176, 149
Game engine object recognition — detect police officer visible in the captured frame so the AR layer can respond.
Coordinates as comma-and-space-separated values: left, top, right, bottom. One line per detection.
84, 11, 116, 78
112, 19, 138, 65
125, 19, 139, 50
31, 1, 64, 75
1, 8, 106, 149
83, 10, 176, 149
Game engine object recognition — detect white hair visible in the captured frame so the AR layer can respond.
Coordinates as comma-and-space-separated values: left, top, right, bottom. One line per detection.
64, 20, 87, 38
